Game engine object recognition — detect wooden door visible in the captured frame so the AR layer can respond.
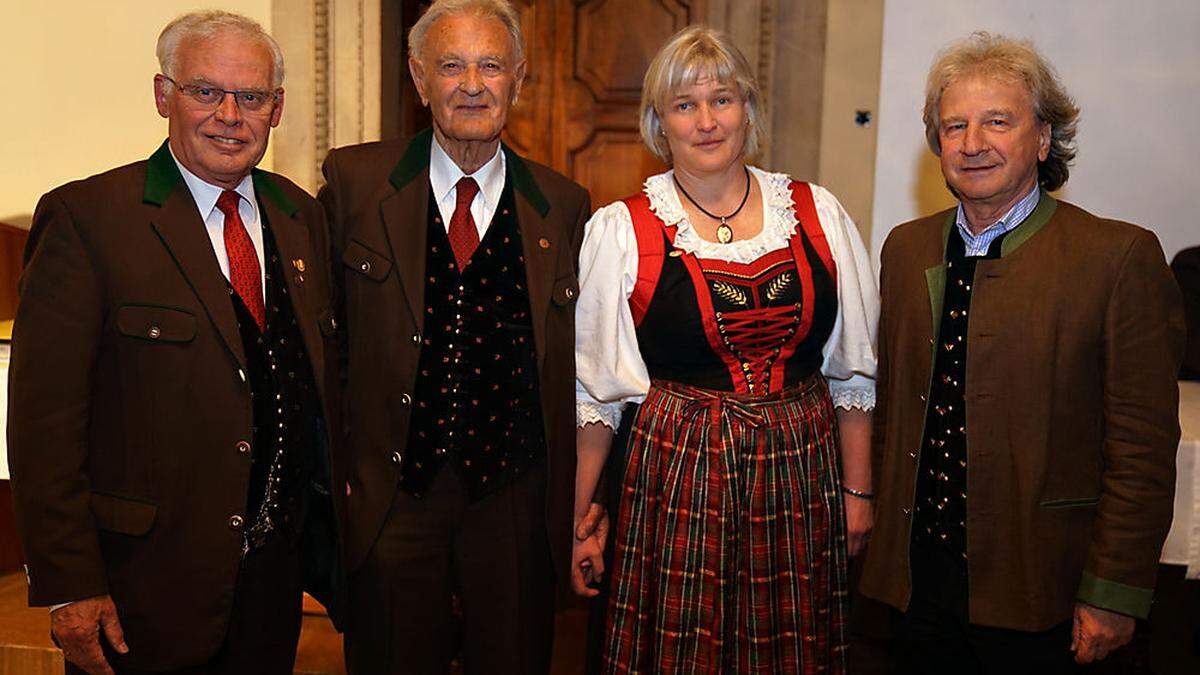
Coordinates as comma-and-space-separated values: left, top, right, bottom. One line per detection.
505, 0, 705, 207
394, 0, 707, 207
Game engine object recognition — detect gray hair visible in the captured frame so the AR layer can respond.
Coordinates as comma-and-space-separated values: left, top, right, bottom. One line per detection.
640, 25, 765, 165
923, 31, 1079, 191
157, 10, 285, 89
408, 0, 525, 64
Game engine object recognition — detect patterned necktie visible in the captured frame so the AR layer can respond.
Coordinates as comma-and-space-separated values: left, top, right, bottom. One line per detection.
216, 190, 266, 332
448, 176, 481, 270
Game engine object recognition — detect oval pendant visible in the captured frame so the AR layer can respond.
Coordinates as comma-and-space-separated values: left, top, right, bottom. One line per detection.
716, 222, 733, 244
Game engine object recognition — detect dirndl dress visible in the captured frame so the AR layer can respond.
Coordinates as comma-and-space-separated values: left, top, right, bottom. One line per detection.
603, 183, 849, 674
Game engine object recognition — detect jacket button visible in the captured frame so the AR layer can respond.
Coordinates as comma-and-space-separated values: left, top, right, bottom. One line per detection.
236, 440, 251, 455
391, 451, 402, 465
411, 333, 421, 345
400, 393, 412, 406
564, 287, 575, 300
229, 515, 244, 530
360, 260, 372, 273
147, 326, 161, 339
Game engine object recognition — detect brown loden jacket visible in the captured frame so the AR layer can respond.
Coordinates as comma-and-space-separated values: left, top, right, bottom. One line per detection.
319, 129, 590, 584
860, 193, 1185, 631
6, 142, 345, 668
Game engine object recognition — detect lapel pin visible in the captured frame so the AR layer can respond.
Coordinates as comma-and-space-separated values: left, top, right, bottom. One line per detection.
292, 258, 306, 272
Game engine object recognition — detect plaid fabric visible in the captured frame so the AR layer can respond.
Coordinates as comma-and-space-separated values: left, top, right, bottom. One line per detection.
604, 375, 849, 674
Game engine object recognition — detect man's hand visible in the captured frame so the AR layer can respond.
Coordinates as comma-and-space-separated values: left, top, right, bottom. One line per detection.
571, 503, 610, 598
51, 595, 128, 675
574, 502, 610, 544
1071, 602, 1134, 664
844, 493, 874, 557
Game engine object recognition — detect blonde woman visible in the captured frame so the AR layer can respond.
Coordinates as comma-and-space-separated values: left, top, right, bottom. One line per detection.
572, 25, 879, 673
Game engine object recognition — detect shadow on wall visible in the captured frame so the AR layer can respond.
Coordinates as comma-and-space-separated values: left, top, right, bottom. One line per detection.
912, 149, 956, 219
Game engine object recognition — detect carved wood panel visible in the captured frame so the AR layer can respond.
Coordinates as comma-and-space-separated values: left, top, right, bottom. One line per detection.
500, 0, 702, 207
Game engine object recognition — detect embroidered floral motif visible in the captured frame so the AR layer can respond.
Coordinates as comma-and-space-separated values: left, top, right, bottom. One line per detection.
709, 280, 749, 307
765, 271, 794, 302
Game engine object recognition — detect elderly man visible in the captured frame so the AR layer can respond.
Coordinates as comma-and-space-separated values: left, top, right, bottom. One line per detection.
7, 11, 343, 675
318, 0, 589, 672
860, 33, 1185, 673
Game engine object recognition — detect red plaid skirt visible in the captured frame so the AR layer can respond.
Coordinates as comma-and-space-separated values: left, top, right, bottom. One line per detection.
603, 376, 849, 674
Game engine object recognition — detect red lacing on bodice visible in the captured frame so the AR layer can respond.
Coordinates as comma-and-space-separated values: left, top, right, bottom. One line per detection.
716, 303, 801, 393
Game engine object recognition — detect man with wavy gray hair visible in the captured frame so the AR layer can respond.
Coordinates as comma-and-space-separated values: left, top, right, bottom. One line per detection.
860, 32, 1184, 672
319, 0, 590, 671
8, 10, 343, 674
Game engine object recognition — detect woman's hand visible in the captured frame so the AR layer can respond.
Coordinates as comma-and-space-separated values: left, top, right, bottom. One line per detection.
844, 493, 874, 557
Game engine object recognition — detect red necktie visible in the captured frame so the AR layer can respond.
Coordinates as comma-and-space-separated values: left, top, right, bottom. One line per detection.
216, 190, 266, 332
448, 177, 481, 270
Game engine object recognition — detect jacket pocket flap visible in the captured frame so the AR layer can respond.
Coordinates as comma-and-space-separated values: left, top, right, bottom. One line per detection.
116, 305, 196, 342
90, 491, 158, 536
551, 274, 579, 306
1039, 496, 1101, 509
343, 239, 392, 282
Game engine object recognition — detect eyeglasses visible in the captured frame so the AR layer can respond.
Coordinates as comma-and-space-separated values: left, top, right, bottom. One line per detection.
161, 75, 279, 113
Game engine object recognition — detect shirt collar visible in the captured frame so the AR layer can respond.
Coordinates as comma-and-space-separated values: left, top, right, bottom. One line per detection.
955, 183, 1040, 239
168, 144, 258, 222
429, 134, 506, 208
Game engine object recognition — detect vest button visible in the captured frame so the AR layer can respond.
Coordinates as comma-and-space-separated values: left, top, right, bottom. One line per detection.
229, 515, 244, 530
411, 333, 421, 344
235, 440, 251, 455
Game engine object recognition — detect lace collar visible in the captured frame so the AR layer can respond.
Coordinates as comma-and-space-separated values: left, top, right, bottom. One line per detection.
642, 166, 799, 263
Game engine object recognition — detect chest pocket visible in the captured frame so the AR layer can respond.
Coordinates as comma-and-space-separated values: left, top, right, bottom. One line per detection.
116, 305, 196, 343
343, 239, 393, 282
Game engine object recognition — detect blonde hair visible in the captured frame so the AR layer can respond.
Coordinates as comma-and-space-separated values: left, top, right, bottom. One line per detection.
640, 25, 764, 164
157, 10, 284, 89
924, 31, 1079, 191
409, 0, 524, 64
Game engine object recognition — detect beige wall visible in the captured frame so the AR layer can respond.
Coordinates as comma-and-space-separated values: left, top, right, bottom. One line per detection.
0, 0, 273, 228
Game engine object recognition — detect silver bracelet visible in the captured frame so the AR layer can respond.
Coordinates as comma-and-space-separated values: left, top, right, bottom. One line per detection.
842, 485, 875, 500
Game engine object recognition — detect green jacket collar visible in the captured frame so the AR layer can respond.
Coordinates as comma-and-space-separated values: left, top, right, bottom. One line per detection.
388, 128, 550, 217
142, 139, 298, 216
939, 188, 1059, 258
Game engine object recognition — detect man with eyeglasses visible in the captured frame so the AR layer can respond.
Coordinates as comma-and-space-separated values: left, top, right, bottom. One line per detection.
7, 10, 343, 674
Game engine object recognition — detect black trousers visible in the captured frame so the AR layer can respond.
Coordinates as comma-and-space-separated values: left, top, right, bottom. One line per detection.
894, 543, 1078, 675
344, 465, 555, 675
67, 534, 304, 675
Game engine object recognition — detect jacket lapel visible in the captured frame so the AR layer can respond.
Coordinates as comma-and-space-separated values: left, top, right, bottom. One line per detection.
253, 170, 326, 404
383, 130, 433, 329
144, 141, 247, 370
504, 145, 554, 371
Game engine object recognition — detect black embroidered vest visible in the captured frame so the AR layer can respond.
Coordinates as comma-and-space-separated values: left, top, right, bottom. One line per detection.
230, 223, 324, 553
401, 185, 546, 499
912, 226, 1007, 563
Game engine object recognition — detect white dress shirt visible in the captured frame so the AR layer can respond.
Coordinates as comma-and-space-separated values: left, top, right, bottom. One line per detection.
574, 166, 880, 429
170, 147, 267, 299
428, 135, 507, 239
